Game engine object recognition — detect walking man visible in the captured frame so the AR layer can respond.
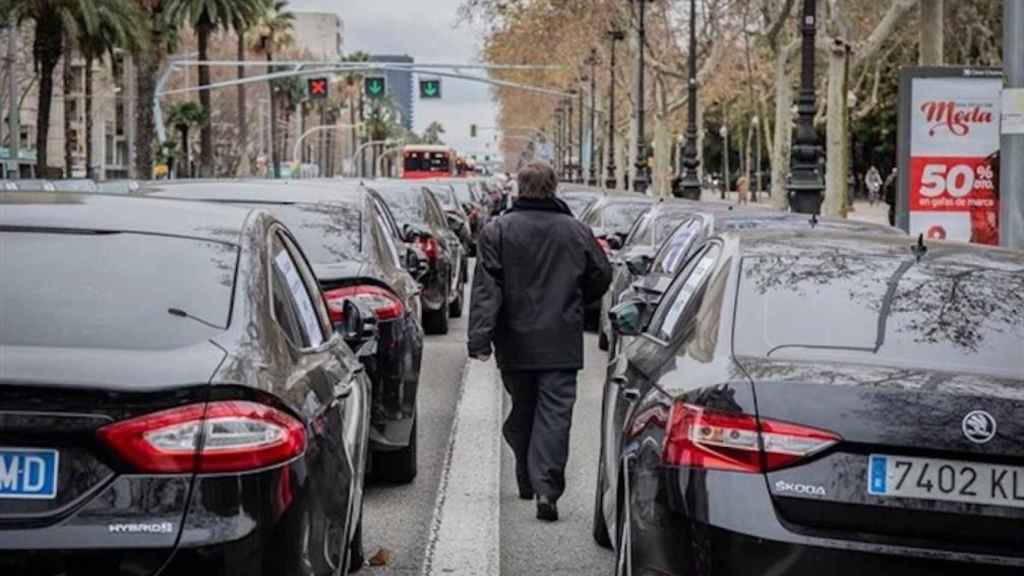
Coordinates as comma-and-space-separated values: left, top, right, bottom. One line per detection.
866, 165, 883, 206
468, 161, 612, 522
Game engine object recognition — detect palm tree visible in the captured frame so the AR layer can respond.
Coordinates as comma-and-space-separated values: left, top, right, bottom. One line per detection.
0, 0, 134, 176
166, 100, 207, 177
250, 0, 293, 178
73, 0, 146, 179
165, 0, 263, 177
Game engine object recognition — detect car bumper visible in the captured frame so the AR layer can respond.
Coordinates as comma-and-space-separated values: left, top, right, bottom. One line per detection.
629, 467, 1024, 576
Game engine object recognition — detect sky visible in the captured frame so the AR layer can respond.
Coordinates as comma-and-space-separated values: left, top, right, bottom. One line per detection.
290, 0, 499, 158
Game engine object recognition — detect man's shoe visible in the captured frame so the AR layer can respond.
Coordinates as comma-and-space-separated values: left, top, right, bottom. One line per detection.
536, 495, 558, 522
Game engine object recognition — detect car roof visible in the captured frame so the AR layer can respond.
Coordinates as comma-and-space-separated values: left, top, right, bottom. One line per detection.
0, 191, 253, 244
705, 209, 904, 235
144, 179, 366, 207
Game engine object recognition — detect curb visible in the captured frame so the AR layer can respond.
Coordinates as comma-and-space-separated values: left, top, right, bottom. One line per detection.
420, 357, 503, 576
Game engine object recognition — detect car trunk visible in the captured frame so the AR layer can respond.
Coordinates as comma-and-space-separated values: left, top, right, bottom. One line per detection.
740, 357, 1024, 555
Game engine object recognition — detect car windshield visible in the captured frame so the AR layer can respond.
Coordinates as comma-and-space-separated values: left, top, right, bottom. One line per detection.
734, 252, 1024, 378
239, 203, 364, 265
602, 202, 652, 234
377, 187, 428, 229
0, 231, 237, 350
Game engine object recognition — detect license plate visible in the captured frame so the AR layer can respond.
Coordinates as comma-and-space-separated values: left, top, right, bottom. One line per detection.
868, 454, 1024, 509
0, 448, 59, 499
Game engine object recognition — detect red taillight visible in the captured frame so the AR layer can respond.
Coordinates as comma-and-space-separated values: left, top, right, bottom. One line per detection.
663, 403, 839, 473
324, 285, 404, 323
596, 238, 611, 254
418, 236, 439, 264
97, 401, 306, 473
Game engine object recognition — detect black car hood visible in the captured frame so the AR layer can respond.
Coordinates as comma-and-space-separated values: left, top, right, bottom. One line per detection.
0, 341, 227, 391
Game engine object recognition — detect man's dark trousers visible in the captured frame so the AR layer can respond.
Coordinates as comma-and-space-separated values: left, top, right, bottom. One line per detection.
501, 370, 577, 500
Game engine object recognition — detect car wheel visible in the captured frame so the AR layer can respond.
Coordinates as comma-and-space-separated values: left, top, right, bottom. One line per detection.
449, 285, 464, 318
592, 457, 612, 548
422, 285, 450, 335
373, 417, 417, 484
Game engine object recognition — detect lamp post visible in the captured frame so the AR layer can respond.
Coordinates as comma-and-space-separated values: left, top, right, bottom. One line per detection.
577, 81, 585, 183
606, 29, 625, 189
752, 115, 760, 203
719, 124, 729, 200
787, 0, 825, 213
676, 0, 701, 200
587, 49, 598, 185
554, 107, 563, 177
632, 0, 652, 193
566, 92, 576, 181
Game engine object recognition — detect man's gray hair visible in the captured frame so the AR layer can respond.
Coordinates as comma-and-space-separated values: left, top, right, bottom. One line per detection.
517, 162, 558, 199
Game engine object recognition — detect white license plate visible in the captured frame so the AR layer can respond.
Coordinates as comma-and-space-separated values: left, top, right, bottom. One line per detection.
0, 448, 59, 499
868, 454, 1024, 509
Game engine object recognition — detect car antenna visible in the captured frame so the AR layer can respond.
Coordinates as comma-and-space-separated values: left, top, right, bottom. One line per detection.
168, 307, 223, 330
809, 213, 818, 228
911, 233, 927, 261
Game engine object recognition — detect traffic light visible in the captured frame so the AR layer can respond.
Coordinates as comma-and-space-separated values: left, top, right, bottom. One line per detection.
364, 76, 386, 98
307, 77, 328, 99
419, 79, 441, 99
470, 124, 477, 138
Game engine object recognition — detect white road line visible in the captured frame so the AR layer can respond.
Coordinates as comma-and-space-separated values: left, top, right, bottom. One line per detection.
420, 357, 503, 576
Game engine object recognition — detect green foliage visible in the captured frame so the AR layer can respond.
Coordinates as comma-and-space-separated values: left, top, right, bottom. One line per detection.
167, 101, 209, 129
164, 0, 264, 31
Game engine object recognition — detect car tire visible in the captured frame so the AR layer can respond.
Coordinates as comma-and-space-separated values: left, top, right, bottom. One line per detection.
422, 288, 450, 335
598, 328, 609, 351
373, 418, 417, 484
449, 286, 464, 318
592, 459, 612, 548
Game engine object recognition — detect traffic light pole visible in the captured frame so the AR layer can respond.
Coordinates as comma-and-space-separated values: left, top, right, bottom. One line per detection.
1002, 0, 1023, 249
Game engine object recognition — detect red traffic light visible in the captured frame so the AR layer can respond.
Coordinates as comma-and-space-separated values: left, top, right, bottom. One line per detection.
308, 78, 328, 98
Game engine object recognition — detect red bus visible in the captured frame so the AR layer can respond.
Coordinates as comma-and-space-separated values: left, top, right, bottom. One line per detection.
401, 145, 455, 179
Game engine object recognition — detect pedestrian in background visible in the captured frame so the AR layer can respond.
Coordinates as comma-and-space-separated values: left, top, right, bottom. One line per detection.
884, 167, 898, 226
736, 175, 750, 204
468, 161, 612, 522
866, 165, 883, 206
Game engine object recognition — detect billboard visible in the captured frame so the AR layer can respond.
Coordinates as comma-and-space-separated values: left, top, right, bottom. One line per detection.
897, 68, 1002, 245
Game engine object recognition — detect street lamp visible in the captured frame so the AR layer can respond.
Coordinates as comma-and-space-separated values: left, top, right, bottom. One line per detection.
566, 92, 576, 182
632, 0, 653, 193
577, 80, 585, 184
787, 0, 825, 214
676, 0, 701, 200
554, 106, 564, 177
586, 48, 598, 186
752, 114, 760, 203
606, 29, 625, 189
719, 123, 729, 200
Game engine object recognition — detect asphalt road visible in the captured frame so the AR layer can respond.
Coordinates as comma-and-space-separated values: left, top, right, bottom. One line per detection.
361, 300, 469, 575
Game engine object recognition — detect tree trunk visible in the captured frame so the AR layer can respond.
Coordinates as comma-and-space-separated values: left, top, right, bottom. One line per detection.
696, 98, 705, 182
179, 126, 189, 178
267, 52, 280, 178
919, 0, 943, 65
237, 30, 249, 176
770, 50, 794, 210
63, 34, 73, 177
197, 15, 213, 177
824, 43, 850, 218
34, 22, 63, 178
135, 5, 164, 181
85, 54, 94, 180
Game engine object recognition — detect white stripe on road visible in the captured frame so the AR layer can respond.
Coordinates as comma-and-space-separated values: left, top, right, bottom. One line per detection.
421, 358, 503, 576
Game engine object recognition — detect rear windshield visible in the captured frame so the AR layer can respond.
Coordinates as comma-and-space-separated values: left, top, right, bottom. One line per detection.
602, 202, 652, 233
240, 203, 364, 265
0, 231, 237, 350
734, 253, 1024, 378
377, 188, 427, 228
451, 182, 475, 205
432, 186, 457, 210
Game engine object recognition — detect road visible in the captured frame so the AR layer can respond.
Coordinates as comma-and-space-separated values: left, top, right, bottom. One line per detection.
362, 281, 614, 575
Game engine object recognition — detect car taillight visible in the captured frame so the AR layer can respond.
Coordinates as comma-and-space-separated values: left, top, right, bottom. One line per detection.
596, 237, 611, 254
663, 402, 839, 473
324, 285, 404, 323
97, 401, 306, 473
418, 236, 439, 264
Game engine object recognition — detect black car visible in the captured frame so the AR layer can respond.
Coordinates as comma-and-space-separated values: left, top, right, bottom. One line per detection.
148, 180, 425, 483
0, 192, 372, 575
557, 185, 604, 219
595, 228, 1024, 575
597, 199, 706, 350
426, 181, 476, 258
368, 181, 467, 334
433, 178, 489, 238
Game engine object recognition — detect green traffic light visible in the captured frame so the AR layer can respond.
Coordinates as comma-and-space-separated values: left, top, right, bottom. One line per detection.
420, 80, 441, 99
365, 77, 386, 98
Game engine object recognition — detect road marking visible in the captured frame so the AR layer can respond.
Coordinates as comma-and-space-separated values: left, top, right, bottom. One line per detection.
421, 358, 502, 576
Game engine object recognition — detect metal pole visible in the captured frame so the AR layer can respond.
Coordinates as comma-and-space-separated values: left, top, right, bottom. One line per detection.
589, 50, 598, 186
606, 30, 624, 189
632, 0, 650, 193
567, 95, 575, 181
1002, 0, 1023, 249
754, 117, 761, 202
555, 108, 563, 176
723, 125, 730, 200
787, 0, 825, 214
6, 18, 20, 168
678, 0, 701, 200
577, 86, 584, 184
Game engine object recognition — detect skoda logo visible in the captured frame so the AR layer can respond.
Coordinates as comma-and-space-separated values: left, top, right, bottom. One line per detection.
962, 410, 997, 444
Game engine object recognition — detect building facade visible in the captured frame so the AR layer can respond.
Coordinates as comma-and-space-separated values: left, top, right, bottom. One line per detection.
292, 12, 344, 60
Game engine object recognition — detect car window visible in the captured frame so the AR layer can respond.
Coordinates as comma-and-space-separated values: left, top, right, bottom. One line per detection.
270, 232, 325, 348
648, 244, 721, 342
623, 209, 654, 246
733, 252, 1024, 378
424, 190, 448, 229
434, 186, 457, 210
241, 202, 364, 266
653, 219, 702, 274
378, 187, 429, 229
0, 231, 236, 350
603, 202, 652, 233
372, 203, 403, 268
452, 182, 474, 205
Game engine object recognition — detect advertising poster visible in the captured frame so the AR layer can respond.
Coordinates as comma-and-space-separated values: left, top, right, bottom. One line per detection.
899, 69, 1002, 245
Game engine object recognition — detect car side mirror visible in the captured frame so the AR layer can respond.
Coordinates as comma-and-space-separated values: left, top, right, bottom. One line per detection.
609, 300, 647, 337
625, 254, 652, 277
605, 235, 623, 251
338, 299, 378, 346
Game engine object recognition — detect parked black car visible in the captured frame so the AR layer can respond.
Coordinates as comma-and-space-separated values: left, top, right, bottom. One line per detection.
426, 181, 476, 259
595, 228, 1024, 575
148, 180, 425, 483
369, 181, 467, 334
0, 192, 372, 575
597, 199, 707, 351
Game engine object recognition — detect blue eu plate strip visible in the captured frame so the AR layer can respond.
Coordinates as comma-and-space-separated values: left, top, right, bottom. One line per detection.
868, 455, 887, 495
